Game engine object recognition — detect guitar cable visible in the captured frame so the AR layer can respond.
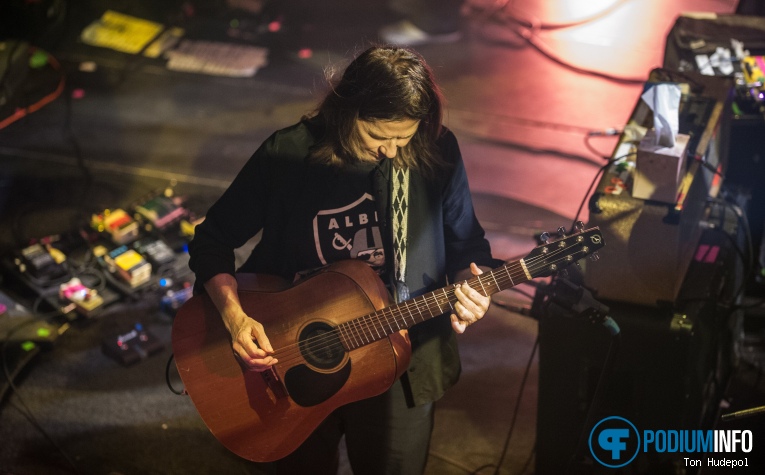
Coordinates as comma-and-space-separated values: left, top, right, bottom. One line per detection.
2, 318, 83, 475
570, 152, 636, 232
165, 352, 185, 395
528, 272, 621, 473
461, 332, 539, 475
490, 335, 540, 475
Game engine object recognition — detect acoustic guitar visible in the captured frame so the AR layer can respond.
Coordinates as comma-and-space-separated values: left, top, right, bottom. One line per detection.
171, 227, 604, 462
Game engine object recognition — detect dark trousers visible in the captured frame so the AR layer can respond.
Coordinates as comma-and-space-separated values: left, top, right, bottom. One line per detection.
271, 378, 434, 475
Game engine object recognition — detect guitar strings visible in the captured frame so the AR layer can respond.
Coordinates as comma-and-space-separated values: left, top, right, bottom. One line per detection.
270, 242, 583, 368
269, 241, 583, 366
269, 241, 587, 365
270, 264, 521, 363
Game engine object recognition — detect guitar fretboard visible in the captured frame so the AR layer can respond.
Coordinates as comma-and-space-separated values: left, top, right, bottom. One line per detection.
336, 260, 530, 350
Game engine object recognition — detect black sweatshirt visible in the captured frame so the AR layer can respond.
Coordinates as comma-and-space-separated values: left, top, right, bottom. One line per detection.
188, 117, 496, 406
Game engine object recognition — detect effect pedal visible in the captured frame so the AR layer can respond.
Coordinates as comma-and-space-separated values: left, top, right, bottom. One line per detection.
101, 323, 164, 366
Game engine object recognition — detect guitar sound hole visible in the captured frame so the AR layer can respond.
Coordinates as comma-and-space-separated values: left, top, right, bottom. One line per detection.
299, 322, 346, 370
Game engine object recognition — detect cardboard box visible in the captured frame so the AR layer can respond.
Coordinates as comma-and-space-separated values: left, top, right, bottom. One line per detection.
633, 129, 690, 203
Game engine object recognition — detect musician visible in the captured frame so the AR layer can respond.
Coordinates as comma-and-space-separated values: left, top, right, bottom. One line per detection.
188, 45, 498, 474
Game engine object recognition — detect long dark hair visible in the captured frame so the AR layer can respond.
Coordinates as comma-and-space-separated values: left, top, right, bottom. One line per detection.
309, 46, 448, 176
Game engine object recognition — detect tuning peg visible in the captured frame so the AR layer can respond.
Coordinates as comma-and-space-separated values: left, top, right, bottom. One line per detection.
574, 221, 585, 232
589, 252, 600, 262
557, 226, 567, 237
539, 232, 550, 244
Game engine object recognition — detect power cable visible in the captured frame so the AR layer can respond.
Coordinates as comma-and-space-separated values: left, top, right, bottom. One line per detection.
492, 336, 539, 475
467, 0, 647, 85
490, 0, 633, 31
570, 152, 635, 231
1, 318, 82, 474
583, 129, 621, 160
566, 330, 621, 472
0, 47, 66, 129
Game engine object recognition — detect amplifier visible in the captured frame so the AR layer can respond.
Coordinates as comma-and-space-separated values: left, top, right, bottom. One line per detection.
583, 167, 709, 306
581, 71, 731, 307
537, 216, 740, 474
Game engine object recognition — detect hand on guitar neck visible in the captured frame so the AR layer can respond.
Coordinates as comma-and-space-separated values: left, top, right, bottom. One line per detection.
450, 262, 492, 334
204, 272, 278, 372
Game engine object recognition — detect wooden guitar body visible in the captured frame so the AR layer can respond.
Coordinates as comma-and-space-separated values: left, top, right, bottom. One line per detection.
172, 227, 605, 462
172, 260, 411, 462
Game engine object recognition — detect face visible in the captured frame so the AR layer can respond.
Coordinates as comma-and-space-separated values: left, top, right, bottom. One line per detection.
355, 118, 420, 161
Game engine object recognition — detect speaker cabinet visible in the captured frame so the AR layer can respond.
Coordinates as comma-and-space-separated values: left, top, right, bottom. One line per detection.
536, 223, 739, 474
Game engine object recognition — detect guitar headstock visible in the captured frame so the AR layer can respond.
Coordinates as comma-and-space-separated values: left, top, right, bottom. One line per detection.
523, 226, 605, 279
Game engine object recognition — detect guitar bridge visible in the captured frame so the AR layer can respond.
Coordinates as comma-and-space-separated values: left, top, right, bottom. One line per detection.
261, 367, 288, 399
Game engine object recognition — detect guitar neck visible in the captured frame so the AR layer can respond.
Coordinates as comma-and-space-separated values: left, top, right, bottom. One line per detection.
337, 259, 531, 350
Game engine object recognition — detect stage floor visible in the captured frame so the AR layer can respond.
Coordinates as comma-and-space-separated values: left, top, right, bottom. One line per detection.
2, 1, 764, 474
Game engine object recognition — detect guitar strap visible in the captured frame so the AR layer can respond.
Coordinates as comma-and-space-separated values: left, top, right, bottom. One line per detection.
371, 160, 409, 303
391, 166, 410, 302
